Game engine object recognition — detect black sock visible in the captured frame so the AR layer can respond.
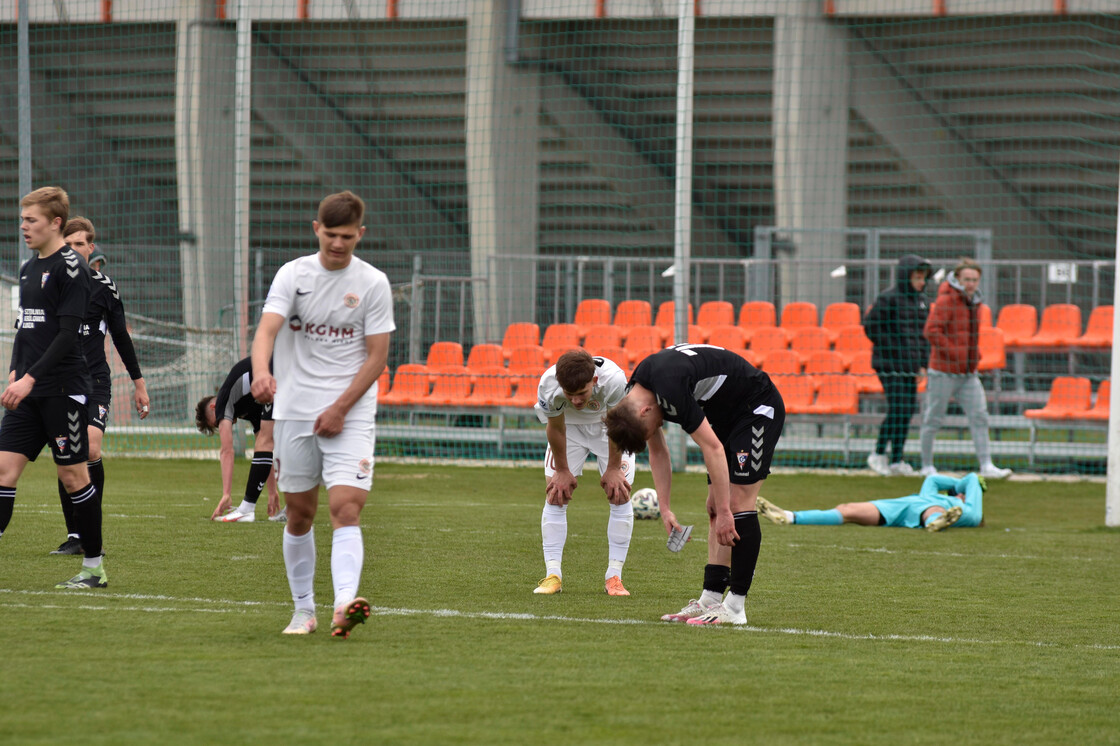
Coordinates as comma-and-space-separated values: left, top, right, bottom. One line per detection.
703, 563, 731, 595
0, 487, 15, 534
69, 483, 102, 559
57, 478, 78, 535
88, 458, 105, 508
728, 511, 762, 597
244, 451, 273, 505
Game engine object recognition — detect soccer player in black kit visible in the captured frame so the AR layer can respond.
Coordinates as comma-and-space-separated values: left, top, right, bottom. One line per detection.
0, 187, 106, 588
47, 217, 150, 555
605, 343, 785, 625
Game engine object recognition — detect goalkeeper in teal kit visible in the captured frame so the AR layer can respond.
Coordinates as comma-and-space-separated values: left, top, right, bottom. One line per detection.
756, 473, 986, 533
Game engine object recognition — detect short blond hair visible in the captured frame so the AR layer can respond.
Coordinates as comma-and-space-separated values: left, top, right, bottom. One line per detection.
64, 216, 96, 242
21, 186, 70, 227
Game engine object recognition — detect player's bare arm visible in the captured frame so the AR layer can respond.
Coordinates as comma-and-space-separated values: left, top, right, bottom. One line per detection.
691, 418, 738, 546
1, 373, 35, 410
600, 438, 630, 505
250, 312, 284, 403
647, 427, 681, 535
211, 418, 237, 519
133, 377, 150, 419
545, 413, 576, 505
314, 332, 390, 438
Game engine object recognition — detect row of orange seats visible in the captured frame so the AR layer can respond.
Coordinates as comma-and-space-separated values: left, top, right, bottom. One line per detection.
1023, 378, 1109, 421
992, 304, 1112, 349
377, 365, 540, 408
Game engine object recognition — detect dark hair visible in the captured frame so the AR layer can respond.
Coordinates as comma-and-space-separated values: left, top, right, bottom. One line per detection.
554, 349, 596, 392
604, 400, 648, 455
317, 190, 365, 228
195, 396, 216, 435
21, 186, 70, 227
64, 216, 96, 242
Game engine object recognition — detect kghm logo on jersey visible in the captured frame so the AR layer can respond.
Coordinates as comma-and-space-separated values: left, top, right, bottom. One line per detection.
343, 293, 360, 309
41, 271, 50, 288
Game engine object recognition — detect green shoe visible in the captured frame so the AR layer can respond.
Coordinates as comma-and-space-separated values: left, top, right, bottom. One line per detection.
56, 565, 108, 589
977, 475, 988, 493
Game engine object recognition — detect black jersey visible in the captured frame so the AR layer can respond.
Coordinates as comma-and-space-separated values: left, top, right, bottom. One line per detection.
12, 247, 92, 397
215, 357, 269, 430
81, 270, 143, 381
628, 344, 777, 433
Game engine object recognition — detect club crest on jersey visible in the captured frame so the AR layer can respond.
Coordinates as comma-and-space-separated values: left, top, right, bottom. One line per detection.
98, 404, 108, 420
586, 400, 602, 411
41, 271, 50, 288
737, 451, 749, 469
55, 435, 68, 452
343, 293, 360, 309
358, 458, 372, 475
288, 314, 302, 331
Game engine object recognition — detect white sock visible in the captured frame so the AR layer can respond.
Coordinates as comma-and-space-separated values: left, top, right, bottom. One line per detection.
699, 589, 724, 607
784, 510, 795, 523
605, 501, 633, 579
82, 557, 102, 570
541, 502, 567, 579
724, 591, 747, 614
331, 525, 364, 609
283, 527, 316, 612
236, 499, 254, 514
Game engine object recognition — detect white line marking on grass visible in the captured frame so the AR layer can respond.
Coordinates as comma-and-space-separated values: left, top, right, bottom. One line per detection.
3, 589, 1117, 651
782, 542, 1097, 562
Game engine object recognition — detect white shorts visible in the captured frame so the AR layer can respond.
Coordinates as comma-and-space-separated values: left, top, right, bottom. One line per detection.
273, 418, 376, 493
544, 421, 636, 485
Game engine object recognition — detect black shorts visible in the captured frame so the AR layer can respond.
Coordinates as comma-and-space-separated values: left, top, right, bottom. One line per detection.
0, 395, 90, 464
244, 403, 273, 434
709, 388, 786, 486
89, 384, 112, 432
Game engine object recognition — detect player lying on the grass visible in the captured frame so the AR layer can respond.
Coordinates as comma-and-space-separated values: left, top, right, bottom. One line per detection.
532, 349, 635, 597
756, 472, 986, 533
605, 344, 786, 626
195, 356, 284, 523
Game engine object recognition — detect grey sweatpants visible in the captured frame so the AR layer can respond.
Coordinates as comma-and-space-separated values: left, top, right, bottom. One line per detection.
919, 370, 992, 468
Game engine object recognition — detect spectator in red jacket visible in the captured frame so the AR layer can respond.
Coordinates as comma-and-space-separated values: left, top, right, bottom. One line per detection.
919, 260, 1012, 479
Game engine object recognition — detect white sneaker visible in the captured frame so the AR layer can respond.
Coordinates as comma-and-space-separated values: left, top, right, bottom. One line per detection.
979, 464, 1012, 479
685, 602, 747, 626
216, 509, 255, 523
756, 496, 790, 526
889, 461, 916, 476
867, 453, 891, 476
919, 465, 938, 476
268, 507, 287, 523
660, 599, 713, 623
925, 506, 963, 533
281, 609, 317, 635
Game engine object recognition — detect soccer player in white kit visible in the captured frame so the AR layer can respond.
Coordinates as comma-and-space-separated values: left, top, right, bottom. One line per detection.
532, 349, 636, 597
250, 191, 394, 638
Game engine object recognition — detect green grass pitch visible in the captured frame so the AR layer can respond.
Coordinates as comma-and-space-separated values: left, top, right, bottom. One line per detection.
1, 458, 1117, 745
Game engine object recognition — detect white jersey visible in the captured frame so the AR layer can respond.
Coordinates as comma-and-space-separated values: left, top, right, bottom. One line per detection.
535, 355, 628, 425
261, 254, 395, 421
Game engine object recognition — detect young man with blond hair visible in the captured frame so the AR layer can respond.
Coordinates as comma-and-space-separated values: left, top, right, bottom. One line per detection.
251, 191, 394, 638
46, 216, 150, 555
0, 187, 105, 588
532, 349, 635, 597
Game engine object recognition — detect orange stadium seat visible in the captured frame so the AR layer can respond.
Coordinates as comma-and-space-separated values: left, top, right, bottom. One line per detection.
592, 346, 632, 374
466, 343, 504, 371
613, 300, 652, 336
848, 351, 883, 394
426, 341, 464, 370
376, 368, 391, 403
379, 364, 430, 406
749, 326, 792, 365
803, 350, 846, 379
780, 301, 819, 331
501, 322, 541, 360
1024, 377, 1092, 419
821, 302, 862, 343
573, 298, 611, 336
833, 325, 872, 369
695, 301, 735, 339
1028, 304, 1082, 348
427, 366, 474, 406
1084, 380, 1110, 421
738, 301, 777, 344
507, 345, 547, 375
583, 324, 625, 353
995, 304, 1038, 348
760, 349, 801, 376
654, 301, 695, 343
789, 326, 832, 367
707, 325, 747, 354
624, 325, 664, 368
978, 326, 1007, 371
769, 374, 815, 414
464, 366, 514, 407
1075, 306, 1113, 349
508, 373, 540, 408
979, 302, 993, 329
804, 375, 859, 415
541, 323, 582, 364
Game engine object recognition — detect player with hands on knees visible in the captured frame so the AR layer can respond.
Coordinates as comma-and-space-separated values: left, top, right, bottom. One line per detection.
605, 343, 785, 626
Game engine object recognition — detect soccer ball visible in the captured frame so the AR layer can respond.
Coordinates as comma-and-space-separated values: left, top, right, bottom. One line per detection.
630, 488, 660, 520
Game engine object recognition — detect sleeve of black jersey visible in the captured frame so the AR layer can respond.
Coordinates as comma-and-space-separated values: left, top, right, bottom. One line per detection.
26, 315, 82, 381
105, 292, 144, 380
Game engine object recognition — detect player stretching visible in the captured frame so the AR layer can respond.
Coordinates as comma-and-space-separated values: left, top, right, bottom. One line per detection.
195, 356, 284, 522
0, 187, 105, 588
605, 344, 785, 625
532, 349, 635, 597
250, 191, 394, 638
48, 217, 150, 555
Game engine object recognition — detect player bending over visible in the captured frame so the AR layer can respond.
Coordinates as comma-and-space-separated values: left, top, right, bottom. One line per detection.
532, 349, 635, 597
757, 472, 986, 533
